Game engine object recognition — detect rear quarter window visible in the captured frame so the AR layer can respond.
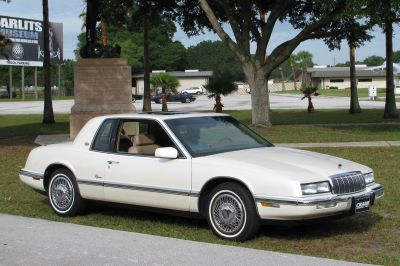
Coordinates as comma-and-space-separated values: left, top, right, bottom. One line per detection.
91, 119, 117, 152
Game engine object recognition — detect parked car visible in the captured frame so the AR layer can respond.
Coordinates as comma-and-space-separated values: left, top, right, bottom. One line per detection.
181, 87, 203, 95
131, 94, 143, 102
151, 92, 196, 104
20, 112, 384, 241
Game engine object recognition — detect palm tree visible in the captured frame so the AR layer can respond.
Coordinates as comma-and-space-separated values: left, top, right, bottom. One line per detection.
300, 86, 319, 113
204, 79, 237, 113
150, 73, 180, 112
42, 0, 55, 123
127, 1, 176, 112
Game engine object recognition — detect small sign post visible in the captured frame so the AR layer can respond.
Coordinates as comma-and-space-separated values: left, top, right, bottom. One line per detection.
368, 84, 377, 100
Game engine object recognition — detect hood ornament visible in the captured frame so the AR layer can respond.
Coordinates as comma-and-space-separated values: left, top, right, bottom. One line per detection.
338, 163, 342, 169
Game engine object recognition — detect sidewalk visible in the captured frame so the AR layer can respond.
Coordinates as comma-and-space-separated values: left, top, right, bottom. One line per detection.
0, 214, 369, 266
34, 134, 400, 148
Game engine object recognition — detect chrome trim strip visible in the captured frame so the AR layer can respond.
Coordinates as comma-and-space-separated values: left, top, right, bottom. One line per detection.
19, 169, 44, 179
77, 179, 199, 197
77, 179, 103, 187
371, 185, 384, 192
255, 190, 375, 207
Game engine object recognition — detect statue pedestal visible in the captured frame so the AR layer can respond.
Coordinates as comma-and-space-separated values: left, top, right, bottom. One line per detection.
70, 58, 135, 138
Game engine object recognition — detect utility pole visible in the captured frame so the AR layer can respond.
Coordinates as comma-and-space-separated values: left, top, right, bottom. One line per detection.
58, 64, 61, 95
21, 66, 25, 100
9, 66, 12, 99
279, 67, 286, 91
290, 63, 297, 90
34, 67, 38, 100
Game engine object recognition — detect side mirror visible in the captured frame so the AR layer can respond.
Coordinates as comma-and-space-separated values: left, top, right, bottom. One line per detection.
155, 147, 178, 159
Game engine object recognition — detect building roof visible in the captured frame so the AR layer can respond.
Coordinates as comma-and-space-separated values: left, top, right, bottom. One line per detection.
307, 67, 400, 78
133, 71, 213, 79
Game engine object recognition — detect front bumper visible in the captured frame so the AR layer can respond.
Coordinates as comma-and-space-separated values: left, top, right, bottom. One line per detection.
255, 183, 384, 220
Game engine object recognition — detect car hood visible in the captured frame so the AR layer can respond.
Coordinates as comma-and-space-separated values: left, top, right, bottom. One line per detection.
196, 146, 371, 184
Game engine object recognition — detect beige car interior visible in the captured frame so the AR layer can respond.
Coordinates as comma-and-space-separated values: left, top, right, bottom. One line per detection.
128, 133, 161, 155
117, 121, 163, 156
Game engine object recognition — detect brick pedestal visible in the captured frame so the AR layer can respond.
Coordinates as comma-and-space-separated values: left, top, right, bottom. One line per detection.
70, 58, 135, 138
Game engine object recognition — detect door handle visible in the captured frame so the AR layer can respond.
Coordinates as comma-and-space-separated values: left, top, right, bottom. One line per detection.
107, 160, 120, 164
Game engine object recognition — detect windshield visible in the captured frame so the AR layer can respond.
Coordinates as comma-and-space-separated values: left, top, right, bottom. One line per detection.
165, 116, 273, 157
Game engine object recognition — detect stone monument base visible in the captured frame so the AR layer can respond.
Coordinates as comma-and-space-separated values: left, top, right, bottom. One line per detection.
70, 58, 135, 138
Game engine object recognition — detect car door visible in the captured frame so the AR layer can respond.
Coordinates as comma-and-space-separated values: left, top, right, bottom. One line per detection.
74, 118, 119, 201
103, 119, 192, 211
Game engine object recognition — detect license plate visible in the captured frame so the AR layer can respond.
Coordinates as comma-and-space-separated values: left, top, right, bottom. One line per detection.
353, 196, 371, 213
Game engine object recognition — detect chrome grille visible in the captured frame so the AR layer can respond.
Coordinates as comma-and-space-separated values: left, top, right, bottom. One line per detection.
330, 172, 366, 194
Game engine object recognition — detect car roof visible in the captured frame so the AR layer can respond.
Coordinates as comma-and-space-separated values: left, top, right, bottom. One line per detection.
96, 111, 229, 121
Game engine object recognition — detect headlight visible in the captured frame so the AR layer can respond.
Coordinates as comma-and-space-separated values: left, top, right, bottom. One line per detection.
363, 172, 375, 184
301, 181, 331, 195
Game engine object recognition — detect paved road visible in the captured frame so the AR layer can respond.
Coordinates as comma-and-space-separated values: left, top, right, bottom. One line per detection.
0, 214, 368, 266
0, 94, 385, 114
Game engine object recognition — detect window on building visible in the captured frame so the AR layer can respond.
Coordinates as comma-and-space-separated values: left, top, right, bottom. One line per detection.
358, 78, 373, 82
330, 79, 344, 83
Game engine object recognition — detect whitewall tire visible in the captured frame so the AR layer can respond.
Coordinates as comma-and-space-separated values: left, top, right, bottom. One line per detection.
206, 182, 260, 241
48, 169, 84, 216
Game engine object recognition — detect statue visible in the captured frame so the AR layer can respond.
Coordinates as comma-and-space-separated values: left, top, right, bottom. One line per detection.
80, 0, 121, 58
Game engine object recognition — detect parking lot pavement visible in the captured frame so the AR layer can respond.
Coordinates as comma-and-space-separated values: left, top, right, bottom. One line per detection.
0, 214, 369, 266
0, 94, 386, 114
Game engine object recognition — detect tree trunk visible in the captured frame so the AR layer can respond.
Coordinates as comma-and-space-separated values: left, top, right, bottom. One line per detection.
291, 63, 297, 90
349, 45, 361, 114
383, 16, 398, 118
101, 20, 107, 46
214, 94, 223, 113
161, 87, 168, 112
243, 65, 271, 126
279, 67, 286, 91
307, 96, 314, 113
42, 0, 55, 124
142, 14, 152, 112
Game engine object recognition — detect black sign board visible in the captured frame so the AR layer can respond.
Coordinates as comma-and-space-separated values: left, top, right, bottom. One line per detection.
0, 15, 63, 67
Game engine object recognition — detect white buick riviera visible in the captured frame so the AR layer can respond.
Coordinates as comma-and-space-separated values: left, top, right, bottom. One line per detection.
20, 112, 384, 240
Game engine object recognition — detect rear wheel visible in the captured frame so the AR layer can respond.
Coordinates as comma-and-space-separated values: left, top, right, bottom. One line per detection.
48, 169, 85, 216
206, 182, 260, 241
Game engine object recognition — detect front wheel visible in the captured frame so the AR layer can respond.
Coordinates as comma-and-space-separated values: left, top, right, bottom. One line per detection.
185, 98, 191, 103
48, 169, 85, 216
206, 182, 260, 241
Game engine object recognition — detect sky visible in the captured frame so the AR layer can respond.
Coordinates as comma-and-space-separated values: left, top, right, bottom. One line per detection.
1, 0, 399, 66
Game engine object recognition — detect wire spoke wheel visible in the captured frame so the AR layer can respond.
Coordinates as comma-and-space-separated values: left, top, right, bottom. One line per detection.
206, 183, 260, 241
50, 174, 74, 212
48, 169, 85, 216
211, 192, 245, 235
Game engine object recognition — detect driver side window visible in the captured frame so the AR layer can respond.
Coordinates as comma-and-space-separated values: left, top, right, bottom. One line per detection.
116, 120, 176, 157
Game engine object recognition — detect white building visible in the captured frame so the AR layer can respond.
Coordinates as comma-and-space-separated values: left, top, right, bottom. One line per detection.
307, 64, 400, 90
132, 70, 213, 95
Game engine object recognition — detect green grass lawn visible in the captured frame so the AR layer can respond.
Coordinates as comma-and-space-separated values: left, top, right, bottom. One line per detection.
227, 109, 400, 125
1, 111, 399, 145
